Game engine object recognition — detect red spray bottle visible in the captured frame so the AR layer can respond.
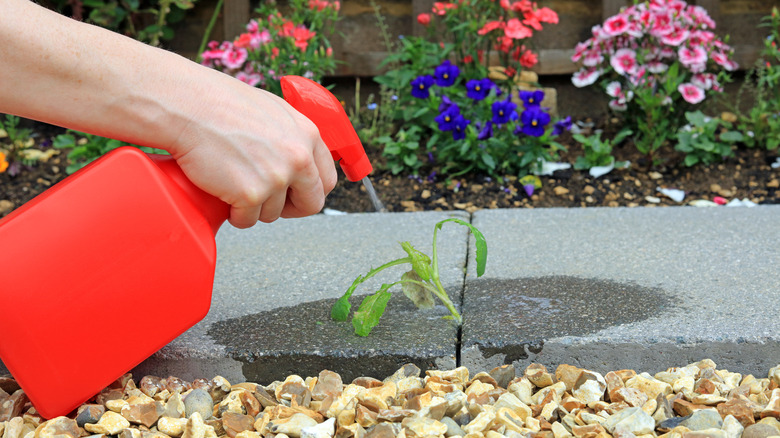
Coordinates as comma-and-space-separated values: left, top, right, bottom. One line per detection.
0, 76, 371, 418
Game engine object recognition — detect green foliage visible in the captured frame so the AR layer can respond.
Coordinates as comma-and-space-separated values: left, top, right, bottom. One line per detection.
331, 218, 487, 337
347, 77, 398, 153
729, 7, 780, 151
674, 111, 743, 167
53, 131, 167, 174
377, 126, 425, 175
46, 0, 196, 46
573, 128, 632, 171
628, 62, 686, 162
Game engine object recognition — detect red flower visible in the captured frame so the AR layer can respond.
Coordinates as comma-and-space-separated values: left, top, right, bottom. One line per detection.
478, 20, 504, 35
519, 50, 538, 68
522, 11, 543, 31
271, 47, 280, 59
292, 26, 316, 51
280, 21, 295, 37
510, 0, 533, 13
536, 7, 559, 24
496, 35, 513, 53
505, 66, 517, 77
463, 55, 474, 64
234, 32, 252, 49
432, 2, 455, 15
417, 13, 431, 26
505, 18, 532, 39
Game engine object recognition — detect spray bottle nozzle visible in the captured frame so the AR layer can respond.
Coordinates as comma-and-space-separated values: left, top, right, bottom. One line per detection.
281, 76, 372, 182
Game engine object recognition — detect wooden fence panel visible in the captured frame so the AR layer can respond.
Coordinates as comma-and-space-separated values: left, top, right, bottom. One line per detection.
175, 0, 771, 76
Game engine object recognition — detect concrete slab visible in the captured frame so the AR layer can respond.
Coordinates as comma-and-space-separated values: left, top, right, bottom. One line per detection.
132, 211, 469, 384
462, 206, 780, 376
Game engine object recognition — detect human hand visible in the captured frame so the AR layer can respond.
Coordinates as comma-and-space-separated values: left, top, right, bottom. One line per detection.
167, 71, 338, 229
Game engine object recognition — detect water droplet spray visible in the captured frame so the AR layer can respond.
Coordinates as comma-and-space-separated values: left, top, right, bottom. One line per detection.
361, 176, 386, 212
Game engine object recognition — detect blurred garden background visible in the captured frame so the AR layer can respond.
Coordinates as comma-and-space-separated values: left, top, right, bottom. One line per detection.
1, 0, 778, 216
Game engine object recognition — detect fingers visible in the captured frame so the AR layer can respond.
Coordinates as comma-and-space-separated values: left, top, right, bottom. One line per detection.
229, 204, 262, 229
258, 190, 287, 223
281, 138, 336, 219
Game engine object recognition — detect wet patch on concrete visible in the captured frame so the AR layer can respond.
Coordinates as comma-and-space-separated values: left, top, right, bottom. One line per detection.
208, 295, 458, 383
461, 276, 672, 364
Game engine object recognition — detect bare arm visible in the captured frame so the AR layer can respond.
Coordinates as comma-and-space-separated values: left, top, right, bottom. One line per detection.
0, 0, 337, 228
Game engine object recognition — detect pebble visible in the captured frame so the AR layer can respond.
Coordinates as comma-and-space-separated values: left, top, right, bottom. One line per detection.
74, 404, 105, 427
681, 409, 723, 430
4, 360, 780, 438
742, 423, 778, 438
184, 389, 214, 420
84, 411, 130, 435
301, 417, 335, 438
34, 416, 80, 438
0, 200, 14, 216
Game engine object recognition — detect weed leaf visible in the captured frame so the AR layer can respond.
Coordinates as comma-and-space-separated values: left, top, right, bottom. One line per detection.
400, 241, 432, 280
436, 218, 488, 277
401, 271, 435, 309
331, 274, 364, 321
352, 285, 393, 336
331, 295, 351, 321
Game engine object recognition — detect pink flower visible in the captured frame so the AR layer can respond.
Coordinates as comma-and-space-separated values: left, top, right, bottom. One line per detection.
688, 30, 714, 46
606, 81, 624, 98
691, 73, 713, 90
582, 50, 604, 67
610, 48, 638, 76
678, 83, 705, 104
572, 68, 601, 87
571, 42, 589, 63
678, 46, 707, 67
506, 18, 533, 39
255, 29, 271, 46
661, 27, 690, 46
650, 13, 674, 37
246, 20, 259, 33
609, 99, 628, 111
711, 52, 738, 71
603, 13, 629, 36
647, 61, 668, 74
236, 71, 262, 87
689, 5, 716, 29
221, 47, 248, 69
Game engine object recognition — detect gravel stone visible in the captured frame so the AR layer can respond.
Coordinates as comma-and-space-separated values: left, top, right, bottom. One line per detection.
184, 388, 214, 420
3, 359, 780, 438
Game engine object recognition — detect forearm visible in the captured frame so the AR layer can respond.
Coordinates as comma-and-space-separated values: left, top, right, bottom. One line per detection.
0, 0, 217, 153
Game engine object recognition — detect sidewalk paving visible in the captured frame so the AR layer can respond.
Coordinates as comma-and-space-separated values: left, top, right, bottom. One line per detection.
132, 205, 780, 383
4, 206, 778, 383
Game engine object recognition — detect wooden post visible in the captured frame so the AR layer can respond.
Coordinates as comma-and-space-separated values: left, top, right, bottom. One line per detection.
602, 0, 626, 22
695, 0, 720, 25
223, 0, 250, 41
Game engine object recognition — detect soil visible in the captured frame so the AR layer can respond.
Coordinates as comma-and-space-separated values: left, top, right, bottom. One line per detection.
1, 119, 778, 219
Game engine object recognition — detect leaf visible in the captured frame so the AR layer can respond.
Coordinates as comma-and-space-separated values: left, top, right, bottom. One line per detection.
720, 131, 744, 143
400, 241, 432, 280
331, 274, 364, 321
684, 154, 700, 167
401, 271, 435, 309
352, 285, 393, 336
435, 218, 487, 277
